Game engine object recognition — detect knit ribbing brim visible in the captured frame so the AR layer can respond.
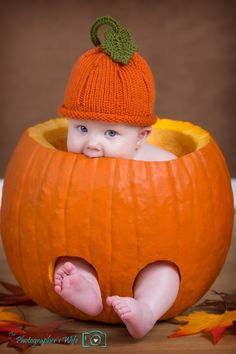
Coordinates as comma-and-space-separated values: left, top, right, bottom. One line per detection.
58, 105, 158, 126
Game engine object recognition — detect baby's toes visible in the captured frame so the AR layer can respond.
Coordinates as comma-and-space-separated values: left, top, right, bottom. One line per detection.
54, 274, 61, 283
114, 303, 127, 311
54, 274, 63, 294
63, 261, 76, 274
54, 277, 61, 285
120, 310, 132, 320
106, 295, 120, 307
54, 284, 61, 294
56, 269, 67, 278
115, 304, 132, 318
118, 305, 129, 314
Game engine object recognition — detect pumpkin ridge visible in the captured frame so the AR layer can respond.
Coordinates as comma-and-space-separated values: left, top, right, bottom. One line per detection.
175, 156, 197, 311
185, 152, 203, 289
166, 161, 182, 290
108, 158, 117, 322
191, 150, 217, 294
203, 141, 234, 239
48, 152, 78, 286
30, 148, 58, 310
15, 143, 44, 294
197, 147, 231, 275
88, 158, 99, 293
47, 151, 82, 313
128, 159, 139, 290
136, 161, 148, 276
210, 138, 233, 187
65, 154, 77, 254
109, 161, 117, 298
188, 145, 227, 296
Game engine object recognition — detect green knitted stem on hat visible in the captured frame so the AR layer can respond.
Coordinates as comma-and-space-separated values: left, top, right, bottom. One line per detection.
90, 16, 138, 64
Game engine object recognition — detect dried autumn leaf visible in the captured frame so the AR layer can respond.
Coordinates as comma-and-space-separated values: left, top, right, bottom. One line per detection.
167, 290, 236, 320
0, 306, 31, 326
196, 290, 236, 311
169, 310, 236, 343
0, 280, 35, 306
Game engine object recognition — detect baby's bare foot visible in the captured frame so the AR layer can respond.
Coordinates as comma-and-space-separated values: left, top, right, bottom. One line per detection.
54, 261, 103, 316
106, 295, 156, 339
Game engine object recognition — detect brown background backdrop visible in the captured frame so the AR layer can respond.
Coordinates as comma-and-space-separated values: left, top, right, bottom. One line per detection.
1, 0, 235, 177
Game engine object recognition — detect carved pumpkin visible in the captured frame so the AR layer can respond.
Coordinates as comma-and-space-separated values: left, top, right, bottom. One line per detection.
0, 117, 234, 324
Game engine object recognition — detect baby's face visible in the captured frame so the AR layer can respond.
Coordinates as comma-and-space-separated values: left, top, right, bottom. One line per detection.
67, 118, 151, 159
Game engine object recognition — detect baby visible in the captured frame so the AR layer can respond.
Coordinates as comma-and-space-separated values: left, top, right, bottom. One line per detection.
54, 15, 180, 339
54, 118, 180, 339
66, 118, 177, 161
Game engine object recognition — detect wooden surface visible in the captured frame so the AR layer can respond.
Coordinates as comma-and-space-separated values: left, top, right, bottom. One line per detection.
0, 215, 235, 353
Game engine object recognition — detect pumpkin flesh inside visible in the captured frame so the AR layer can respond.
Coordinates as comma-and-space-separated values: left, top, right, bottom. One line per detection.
28, 117, 210, 157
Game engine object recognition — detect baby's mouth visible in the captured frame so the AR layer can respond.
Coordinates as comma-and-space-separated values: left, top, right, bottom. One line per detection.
83, 149, 104, 158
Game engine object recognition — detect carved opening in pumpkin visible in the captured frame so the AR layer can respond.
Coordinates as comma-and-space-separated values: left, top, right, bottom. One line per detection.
131, 260, 182, 297
48, 256, 100, 286
28, 118, 210, 158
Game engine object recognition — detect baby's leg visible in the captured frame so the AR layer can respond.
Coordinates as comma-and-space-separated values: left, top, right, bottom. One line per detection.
107, 261, 180, 339
54, 256, 103, 316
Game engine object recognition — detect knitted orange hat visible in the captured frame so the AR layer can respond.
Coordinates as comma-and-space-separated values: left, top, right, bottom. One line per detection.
58, 16, 157, 126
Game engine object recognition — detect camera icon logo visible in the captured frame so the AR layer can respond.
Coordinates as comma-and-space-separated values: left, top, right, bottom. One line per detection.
81, 330, 107, 348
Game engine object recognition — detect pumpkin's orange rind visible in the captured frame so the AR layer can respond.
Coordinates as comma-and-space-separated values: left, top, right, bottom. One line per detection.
0, 118, 234, 324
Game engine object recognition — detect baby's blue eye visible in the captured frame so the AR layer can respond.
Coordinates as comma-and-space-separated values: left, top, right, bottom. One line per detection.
77, 125, 87, 133
105, 130, 118, 137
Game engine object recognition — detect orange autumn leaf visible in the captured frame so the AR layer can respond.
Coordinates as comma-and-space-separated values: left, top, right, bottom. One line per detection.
169, 310, 236, 343
0, 306, 32, 326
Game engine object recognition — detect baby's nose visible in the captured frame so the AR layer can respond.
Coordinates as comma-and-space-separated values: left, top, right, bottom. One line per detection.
86, 137, 102, 151
87, 143, 101, 151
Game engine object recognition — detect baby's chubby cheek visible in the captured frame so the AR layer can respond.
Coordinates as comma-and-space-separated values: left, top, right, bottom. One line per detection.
67, 132, 81, 153
107, 142, 137, 159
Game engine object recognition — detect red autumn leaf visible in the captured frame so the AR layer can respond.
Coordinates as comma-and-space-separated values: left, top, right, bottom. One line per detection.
3, 319, 78, 352
0, 323, 26, 345
0, 323, 26, 334
0, 334, 11, 345
0, 280, 36, 306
